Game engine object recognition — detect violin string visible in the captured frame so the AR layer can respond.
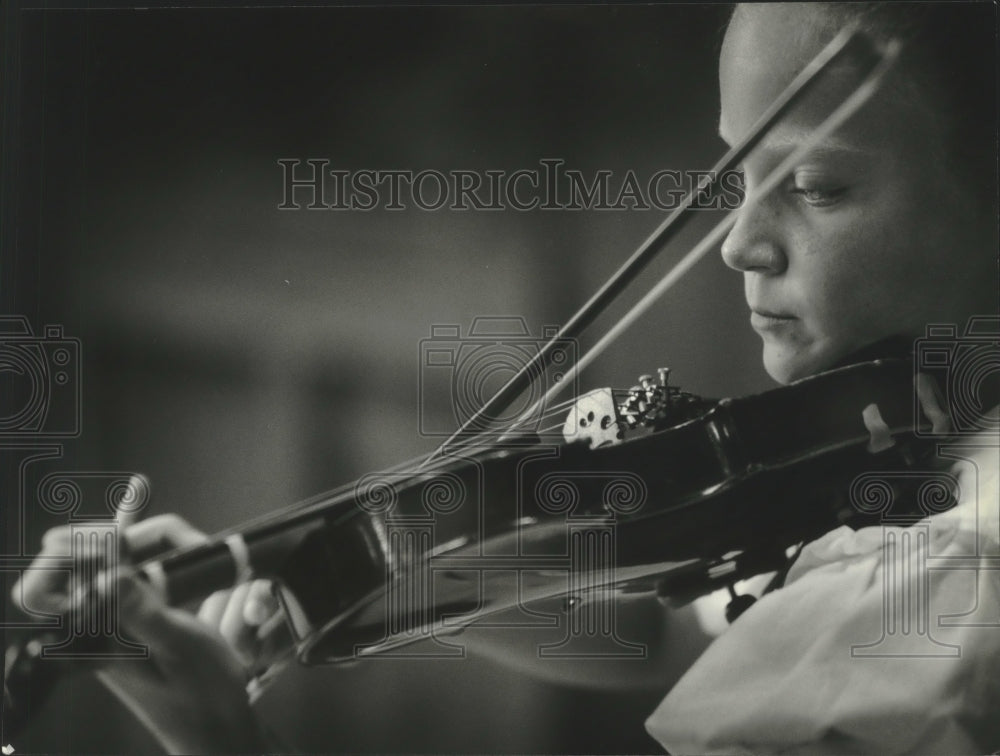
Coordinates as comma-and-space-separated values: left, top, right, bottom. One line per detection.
243, 399, 581, 540
502, 38, 902, 436
172, 392, 591, 552
150, 446, 455, 556
481, 386, 655, 441
429, 385, 659, 454
534, 423, 572, 435
421, 394, 582, 456
527, 393, 638, 437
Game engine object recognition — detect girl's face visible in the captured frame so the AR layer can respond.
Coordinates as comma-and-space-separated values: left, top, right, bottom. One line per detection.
719, 4, 991, 384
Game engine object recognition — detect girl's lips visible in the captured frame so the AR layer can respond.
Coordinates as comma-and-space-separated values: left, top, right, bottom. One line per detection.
750, 309, 797, 330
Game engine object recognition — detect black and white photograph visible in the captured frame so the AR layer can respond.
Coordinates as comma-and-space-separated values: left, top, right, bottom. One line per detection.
2, 1, 998, 753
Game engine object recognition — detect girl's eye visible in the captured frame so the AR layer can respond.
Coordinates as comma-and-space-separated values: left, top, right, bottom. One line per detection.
790, 178, 846, 207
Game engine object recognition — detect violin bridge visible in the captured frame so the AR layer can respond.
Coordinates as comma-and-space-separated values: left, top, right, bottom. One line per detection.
562, 388, 626, 448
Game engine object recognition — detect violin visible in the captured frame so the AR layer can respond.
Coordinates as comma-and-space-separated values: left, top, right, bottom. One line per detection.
5, 24, 933, 741
138, 355, 949, 661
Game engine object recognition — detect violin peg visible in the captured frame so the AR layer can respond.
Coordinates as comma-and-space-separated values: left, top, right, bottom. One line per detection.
638, 374, 655, 390
657, 367, 670, 387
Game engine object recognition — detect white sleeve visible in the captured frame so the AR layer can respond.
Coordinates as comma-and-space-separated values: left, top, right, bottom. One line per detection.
645, 440, 1000, 755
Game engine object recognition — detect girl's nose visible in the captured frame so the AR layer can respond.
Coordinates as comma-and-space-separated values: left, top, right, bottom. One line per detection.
720, 199, 787, 274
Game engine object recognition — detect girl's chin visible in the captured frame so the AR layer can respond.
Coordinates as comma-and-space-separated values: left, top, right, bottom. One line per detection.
761, 342, 833, 385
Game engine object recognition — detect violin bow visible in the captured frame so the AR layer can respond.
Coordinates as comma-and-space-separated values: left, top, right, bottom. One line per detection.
507, 36, 902, 436
122, 29, 903, 574
424, 24, 897, 464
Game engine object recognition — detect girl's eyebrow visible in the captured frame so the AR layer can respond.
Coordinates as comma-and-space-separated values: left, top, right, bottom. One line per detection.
757, 130, 870, 156
717, 123, 869, 157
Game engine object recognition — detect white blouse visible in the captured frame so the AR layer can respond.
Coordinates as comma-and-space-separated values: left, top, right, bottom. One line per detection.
646, 434, 1000, 754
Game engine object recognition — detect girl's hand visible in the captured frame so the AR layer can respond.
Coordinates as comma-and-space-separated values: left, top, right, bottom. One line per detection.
12, 514, 269, 754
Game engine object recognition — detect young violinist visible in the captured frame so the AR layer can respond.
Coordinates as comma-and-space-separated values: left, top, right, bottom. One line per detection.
644, 3, 1000, 752
11, 2, 999, 753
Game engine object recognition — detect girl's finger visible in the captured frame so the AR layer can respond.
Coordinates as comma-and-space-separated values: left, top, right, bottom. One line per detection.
242, 580, 279, 627
197, 589, 232, 628
124, 514, 210, 561
218, 582, 255, 654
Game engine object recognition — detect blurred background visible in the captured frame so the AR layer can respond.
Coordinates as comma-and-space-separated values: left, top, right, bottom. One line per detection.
4, 2, 775, 752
